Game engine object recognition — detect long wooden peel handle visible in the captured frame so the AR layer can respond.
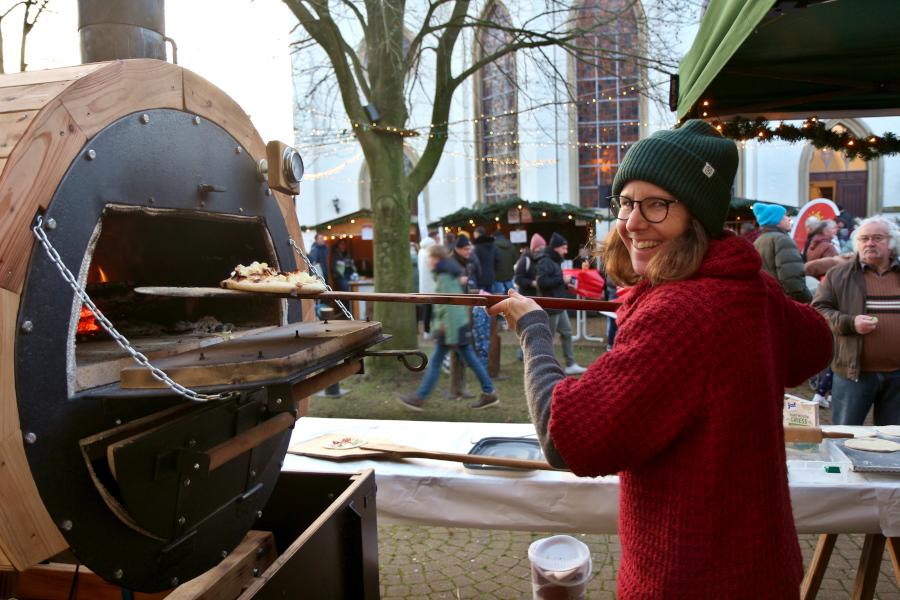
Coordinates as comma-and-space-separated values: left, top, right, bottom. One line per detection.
207, 412, 295, 472
318, 291, 619, 312
359, 443, 561, 471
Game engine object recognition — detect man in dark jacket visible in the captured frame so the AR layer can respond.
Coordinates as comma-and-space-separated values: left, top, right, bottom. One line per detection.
453, 234, 481, 292
472, 226, 496, 292
493, 232, 517, 293
308, 233, 329, 281
536, 232, 586, 375
752, 203, 812, 303
812, 215, 900, 425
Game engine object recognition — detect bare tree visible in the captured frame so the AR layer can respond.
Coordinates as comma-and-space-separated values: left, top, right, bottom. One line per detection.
285, 0, 698, 352
0, 0, 49, 73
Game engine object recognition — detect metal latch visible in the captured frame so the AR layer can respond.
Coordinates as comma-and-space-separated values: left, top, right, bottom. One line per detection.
361, 349, 428, 372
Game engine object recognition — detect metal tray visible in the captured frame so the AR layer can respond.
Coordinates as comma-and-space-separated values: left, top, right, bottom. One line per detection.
465, 437, 544, 471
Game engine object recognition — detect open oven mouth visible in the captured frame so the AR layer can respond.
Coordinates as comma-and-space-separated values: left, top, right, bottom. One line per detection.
74, 205, 286, 391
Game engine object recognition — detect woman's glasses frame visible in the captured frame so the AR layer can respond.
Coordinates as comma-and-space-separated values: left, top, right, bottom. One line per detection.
607, 195, 678, 224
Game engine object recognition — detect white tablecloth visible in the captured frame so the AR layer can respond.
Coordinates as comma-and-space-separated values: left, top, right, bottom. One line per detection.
284, 418, 900, 536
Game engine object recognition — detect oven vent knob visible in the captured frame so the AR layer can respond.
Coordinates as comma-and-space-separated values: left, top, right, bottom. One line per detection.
265, 141, 303, 195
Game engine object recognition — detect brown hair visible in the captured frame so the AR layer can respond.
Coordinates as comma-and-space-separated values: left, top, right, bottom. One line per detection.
603, 218, 709, 286
427, 244, 449, 260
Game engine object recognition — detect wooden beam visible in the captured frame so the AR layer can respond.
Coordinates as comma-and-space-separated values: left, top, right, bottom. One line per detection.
801, 533, 837, 600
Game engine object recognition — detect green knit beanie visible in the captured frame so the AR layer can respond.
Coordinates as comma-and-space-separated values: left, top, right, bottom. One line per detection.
611, 119, 738, 236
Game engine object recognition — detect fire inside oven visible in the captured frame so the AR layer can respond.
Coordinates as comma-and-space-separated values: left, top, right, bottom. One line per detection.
75, 205, 285, 391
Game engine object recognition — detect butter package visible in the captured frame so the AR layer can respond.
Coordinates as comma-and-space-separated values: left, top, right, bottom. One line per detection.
783, 394, 819, 428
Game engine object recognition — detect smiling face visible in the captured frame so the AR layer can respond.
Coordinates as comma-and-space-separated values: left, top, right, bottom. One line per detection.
616, 181, 692, 276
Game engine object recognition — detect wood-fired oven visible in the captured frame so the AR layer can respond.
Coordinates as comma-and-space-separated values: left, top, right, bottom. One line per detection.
0, 60, 383, 597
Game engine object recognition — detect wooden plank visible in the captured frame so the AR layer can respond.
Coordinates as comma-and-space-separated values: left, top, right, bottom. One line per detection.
0, 430, 68, 570
0, 289, 19, 440
0, 110, 37, 158
0, 63, 105, 90
801, 533, 837, 600
119, 320, 382, 389
60, 59, 184, 139
15, 563, 168, 600
887, 537, 900, 586
183, 68, 264, 157
167, 530, 276, 600
75, 326, 276, 391
0, 81, 72, 115
0, 100, 87, 293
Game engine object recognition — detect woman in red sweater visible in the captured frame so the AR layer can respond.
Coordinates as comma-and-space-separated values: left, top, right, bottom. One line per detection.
490, 120, 832, 599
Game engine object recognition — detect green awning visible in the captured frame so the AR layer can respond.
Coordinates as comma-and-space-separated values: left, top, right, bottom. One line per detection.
428, 198, 599, 229
677, 0, 900, 121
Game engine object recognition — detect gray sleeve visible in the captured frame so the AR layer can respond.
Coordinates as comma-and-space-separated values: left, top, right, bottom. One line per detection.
516, 311, 569, 469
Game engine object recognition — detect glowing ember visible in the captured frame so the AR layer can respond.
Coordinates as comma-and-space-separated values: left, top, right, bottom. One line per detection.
97, 266, 108, 283
77, 305, 100, 335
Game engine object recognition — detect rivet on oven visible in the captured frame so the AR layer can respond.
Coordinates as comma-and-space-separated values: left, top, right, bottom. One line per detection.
114, 419, 122, 426
257, 351, 264, 359
20, 320, 33, 334
113, 569, 124, 580
256, 547, 265, 557
264, 187, 271, 196
239, 207, 244, 214
177, 516, 186, 526
193, 463, 200, 470
192, 116, 201, 125
188, 438, 197, 448
275, 398, 282, 405
221, 550, 229, 559
23, 431, 37, 444
60, 519, 73, 531
252, 567, 260, 577
171, 577, 180, 587
294, 330, 299, 338
256, 510, 263, 518
235, 146, 242, 154
45, 218, 57, 230
199, 352, 205, 360
249, 470, 257, 478
85, 149, 96, 160
184, 478, 191, 487
139, 114, 150, 124
147, 196, 155, 205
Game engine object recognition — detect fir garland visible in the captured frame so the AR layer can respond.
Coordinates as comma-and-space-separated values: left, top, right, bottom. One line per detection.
711, 117, 900, 161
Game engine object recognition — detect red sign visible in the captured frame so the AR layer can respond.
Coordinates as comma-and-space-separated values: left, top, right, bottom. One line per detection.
790, 198, 839, 250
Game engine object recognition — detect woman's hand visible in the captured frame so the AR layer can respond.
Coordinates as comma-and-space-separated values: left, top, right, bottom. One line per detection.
487, 289, 541, 331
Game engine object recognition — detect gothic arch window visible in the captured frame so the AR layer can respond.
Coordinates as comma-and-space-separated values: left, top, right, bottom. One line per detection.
574, 0, 641, 208
475, 1, 519, 203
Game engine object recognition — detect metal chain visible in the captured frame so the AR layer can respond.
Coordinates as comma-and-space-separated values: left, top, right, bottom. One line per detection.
32, 216, 232, 402
288, 237, 354, 320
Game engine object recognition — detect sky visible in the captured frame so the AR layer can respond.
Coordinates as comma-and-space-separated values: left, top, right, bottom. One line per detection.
6, 0, 296, 145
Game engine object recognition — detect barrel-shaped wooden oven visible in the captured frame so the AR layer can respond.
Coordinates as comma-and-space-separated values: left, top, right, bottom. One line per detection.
0, 59, 380, 594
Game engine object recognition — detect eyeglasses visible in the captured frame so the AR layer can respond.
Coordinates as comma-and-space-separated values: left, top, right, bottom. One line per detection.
857, 234, 888, 244
608, 195, 678, 224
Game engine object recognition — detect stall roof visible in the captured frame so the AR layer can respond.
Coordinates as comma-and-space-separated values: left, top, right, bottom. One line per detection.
428, 198, 600, 229
676, 0, 900, 121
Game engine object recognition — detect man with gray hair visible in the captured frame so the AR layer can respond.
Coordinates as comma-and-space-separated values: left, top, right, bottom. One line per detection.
812, 215, 900, 425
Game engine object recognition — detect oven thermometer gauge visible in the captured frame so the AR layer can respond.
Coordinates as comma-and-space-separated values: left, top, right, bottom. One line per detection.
282, 147, 304, 184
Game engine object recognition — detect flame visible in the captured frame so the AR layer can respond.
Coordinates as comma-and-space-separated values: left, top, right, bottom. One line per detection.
97, 266, 108, 283
77, 305, 100, 336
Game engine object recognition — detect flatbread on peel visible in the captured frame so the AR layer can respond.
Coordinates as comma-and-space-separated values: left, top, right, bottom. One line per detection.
322, 436, 365, 450
221, 261, 325, 294
844, 438, 900, 453
875, 425, 900, 437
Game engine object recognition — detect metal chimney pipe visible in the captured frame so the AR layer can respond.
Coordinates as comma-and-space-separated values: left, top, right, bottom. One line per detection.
78, 0, 166, 63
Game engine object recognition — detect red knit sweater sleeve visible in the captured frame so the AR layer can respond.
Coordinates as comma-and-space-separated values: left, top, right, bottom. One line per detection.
548, 284, 712, 477
767, 274, 834, 387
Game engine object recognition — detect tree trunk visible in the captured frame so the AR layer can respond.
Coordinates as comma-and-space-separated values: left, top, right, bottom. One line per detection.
368, 140, 417, 354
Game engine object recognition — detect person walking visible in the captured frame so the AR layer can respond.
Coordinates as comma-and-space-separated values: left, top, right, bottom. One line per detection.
308, 232, 330, 319
399, 244, 498, 410
752, 202, 812, 303
493, 232, 517, 294
489, 119, 832, 599
472, 226, 497, 293
417, 237, 437, 338
536, 232, 586, 375
812, 215, 900, 425
453, 235, 481, 292
330, 239, 356, 292
513, 233, 545, 361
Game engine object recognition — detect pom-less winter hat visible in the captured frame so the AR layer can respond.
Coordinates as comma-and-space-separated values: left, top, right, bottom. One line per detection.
456, 234, 472, 248
751, 203, 787, 227
530, 233, 547, 252
549, 232, 568, 249
611, 119, 738, 235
